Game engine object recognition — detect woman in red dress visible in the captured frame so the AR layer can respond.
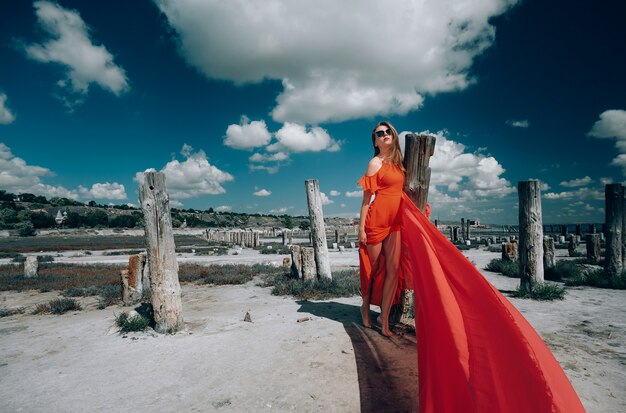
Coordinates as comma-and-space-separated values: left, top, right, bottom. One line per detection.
357, 121, 407, 337
357, 121, 587, 412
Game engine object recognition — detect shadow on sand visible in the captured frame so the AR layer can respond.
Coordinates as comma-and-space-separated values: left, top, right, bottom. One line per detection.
297, 301, 418, 413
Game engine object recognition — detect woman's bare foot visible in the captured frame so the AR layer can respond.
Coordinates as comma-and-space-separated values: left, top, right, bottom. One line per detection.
361, 304, 373, 328
377, 315, 394, 337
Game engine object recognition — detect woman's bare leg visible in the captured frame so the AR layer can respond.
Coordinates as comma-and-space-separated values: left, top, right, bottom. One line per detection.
380, 231, 401, 337
362, 242, 382, 328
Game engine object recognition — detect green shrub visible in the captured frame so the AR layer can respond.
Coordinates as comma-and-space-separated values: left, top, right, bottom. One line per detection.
33, 298, 82, 314
266, 270, 360, 300
115, 312, 150, 333
0, 307, 25, 317
17, 222, 36, 237
545, 260, 583, 281
565, 269, 626, 289
484, 258, 520, 278
97, 284, 122, 309
511, 283, 566, 301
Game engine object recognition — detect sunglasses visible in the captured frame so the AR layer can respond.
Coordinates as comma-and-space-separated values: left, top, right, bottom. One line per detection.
375, 128, 393, 138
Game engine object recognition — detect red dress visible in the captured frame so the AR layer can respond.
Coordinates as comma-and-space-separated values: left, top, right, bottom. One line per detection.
358, 164, 587, 412
357, 162, 410, 306
399, 195, 586, 412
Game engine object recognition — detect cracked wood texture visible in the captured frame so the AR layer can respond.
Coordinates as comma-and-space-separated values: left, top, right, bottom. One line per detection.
305, 179, 332, 281
139, 171, 184, 333
518, 180, 545, 291
395, 133, 436, 325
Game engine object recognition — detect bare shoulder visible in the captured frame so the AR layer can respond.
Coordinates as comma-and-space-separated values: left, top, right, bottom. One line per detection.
365, 157, 383, 176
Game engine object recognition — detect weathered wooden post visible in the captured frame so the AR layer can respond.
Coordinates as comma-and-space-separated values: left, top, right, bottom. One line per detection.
122, 254, 146, 305
575, 224, 581, 236
24, 256, 38, 278
518, 180, 544, 291
334, 229, 339, 244
289, 245, 303, 278
586, 234, 601, 265
502, 241, 519, 262
305, 179, 332, 280
466, 219, 471, 240
397, 133, 436, 324
461, 218, 465, 240
605, 183, 623, 277
282, 231, 287, 246
543, 236, 555, 269
139, 171, 184, 333
590, 224, 596, 234
568, 235, 578, 257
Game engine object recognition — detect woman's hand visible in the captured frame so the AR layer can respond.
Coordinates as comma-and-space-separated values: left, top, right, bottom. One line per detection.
359, 228, 367, 245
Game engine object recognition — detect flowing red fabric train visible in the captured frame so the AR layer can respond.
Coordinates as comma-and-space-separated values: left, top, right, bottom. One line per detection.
399, 193, 586, 413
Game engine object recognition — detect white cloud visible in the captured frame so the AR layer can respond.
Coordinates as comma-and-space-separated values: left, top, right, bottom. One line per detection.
560, 176, 593, 188
345, 190, 362, 198
0, 93, 15, 124
215, 205, 232, 212
422, 130, 515, 199
155, 0, 516, 124
224, 116, 272, 150
506, 119, 529, 128
249, 152, 289, 163
24, 1, 129, 102
249, 164, 280, 174
269, 206, 292, 213
320, 192, 333, 205
599, 177, 613, 185
0, 142, 129, 200
544, 187, 604, 201
588, 109, 626, 175
268, 123, 340, 152
253, 189, 271, 196
329, 190, 340, 196
78, 182, 127, 200
134, 144, 234, 200
340, 203, 346, 208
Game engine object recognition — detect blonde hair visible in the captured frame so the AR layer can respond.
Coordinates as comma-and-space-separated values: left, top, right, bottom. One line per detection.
371, 121, 405, 171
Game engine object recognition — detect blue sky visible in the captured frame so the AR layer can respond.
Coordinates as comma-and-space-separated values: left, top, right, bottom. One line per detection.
0, 0, 624, 224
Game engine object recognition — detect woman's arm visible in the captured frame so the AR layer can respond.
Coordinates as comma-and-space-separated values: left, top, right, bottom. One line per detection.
358, 158, 382, 244
358, 190, 372, 244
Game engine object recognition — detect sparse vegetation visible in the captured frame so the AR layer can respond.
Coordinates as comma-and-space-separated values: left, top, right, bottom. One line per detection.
511, 283, 566, 300
179, 263, 281, 285
115, 312, 150, 333
485, 258, 520, 278
32, 298, 82, 314
565, 269, 626, 290
0, 307, 26, 317
545, 260, 583, 281
485, 245, 502, 253
264, 270, 360, 300
258, 243, 291, 255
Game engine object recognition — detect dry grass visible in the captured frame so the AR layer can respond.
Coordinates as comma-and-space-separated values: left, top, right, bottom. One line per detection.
0, 234, 205, 253
0, 263, 123, 292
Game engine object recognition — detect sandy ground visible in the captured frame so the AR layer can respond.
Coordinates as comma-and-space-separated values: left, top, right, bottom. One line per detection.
1, 246, 625, 412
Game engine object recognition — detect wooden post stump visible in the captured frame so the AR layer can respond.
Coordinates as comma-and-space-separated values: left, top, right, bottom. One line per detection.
289, 245, 303, 278
586, 234, 601, 265
396, 133, 436, 325
605, 183, 623, 277
568, 235, 578, 257
122, 254, 146, 305
502, 242, 518, 262
24, 256, 38, 278
461, 218, 465, 241
518, 180, 545, 291
305, 179, 332, 280
543, 236, 555, 269
301, 246, 316, 281
139, 171, 183, 333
